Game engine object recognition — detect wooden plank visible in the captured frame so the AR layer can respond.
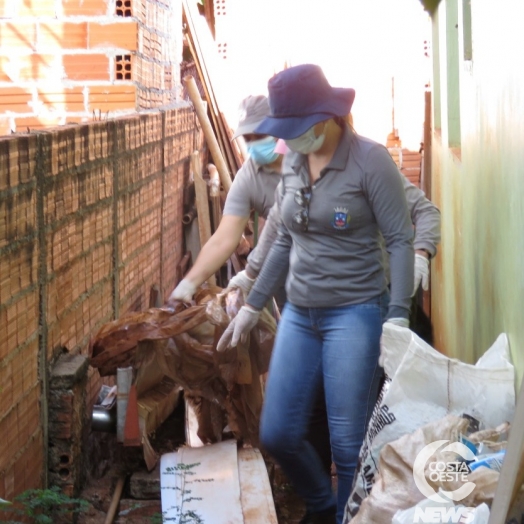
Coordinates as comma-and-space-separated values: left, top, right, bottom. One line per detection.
123, 384, 141, 447
185, 397, 205, 448
191, 151, 216, 286
208, 163, 222, 233
183, 0, 240, 174
182, 410, 279, 524
183, 28, 230, 169
238, 448, 278, 524
185, 77, 232, 192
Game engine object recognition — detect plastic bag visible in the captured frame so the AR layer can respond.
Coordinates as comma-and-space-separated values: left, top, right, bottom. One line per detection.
344, 326, 515, 522
351, 413, 501, 523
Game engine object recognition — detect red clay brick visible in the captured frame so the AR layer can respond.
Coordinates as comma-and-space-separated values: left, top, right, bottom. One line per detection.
15, 116, 62, 132
63, 53, 110, 81
18, 0, 56, 17
0, 117, 12, 136
37, 87, 86, 112
0, 87, 34, 114
88, 21, 137, 50
62, 0, 108, 16
37, 21, 88, 50
0, 0, 8, 18
88, 85, 136, 112
0, 22, 36, 51
0, 54, 58, 83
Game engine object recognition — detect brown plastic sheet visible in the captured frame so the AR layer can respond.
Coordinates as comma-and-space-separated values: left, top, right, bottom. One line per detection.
90, 286, 276, 446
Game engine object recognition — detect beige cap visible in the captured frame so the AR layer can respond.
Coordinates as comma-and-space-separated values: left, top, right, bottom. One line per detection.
232, 95, 270, 139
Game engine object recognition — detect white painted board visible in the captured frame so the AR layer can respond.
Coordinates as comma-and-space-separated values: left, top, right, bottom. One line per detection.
161, 439, 244, 523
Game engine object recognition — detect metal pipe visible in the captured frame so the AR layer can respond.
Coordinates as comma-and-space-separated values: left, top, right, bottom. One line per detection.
91, 406, 117, 433
182, 206, 198, 225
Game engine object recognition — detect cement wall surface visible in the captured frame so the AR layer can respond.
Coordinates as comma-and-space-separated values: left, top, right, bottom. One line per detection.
430, 0, 524, 381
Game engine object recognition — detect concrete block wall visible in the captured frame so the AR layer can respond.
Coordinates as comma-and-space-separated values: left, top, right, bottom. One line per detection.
0, 0, 182, 135
0, 104, 203, 500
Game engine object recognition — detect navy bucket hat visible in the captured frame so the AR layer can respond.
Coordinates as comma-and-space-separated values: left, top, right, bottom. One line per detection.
255, 64, 356, 140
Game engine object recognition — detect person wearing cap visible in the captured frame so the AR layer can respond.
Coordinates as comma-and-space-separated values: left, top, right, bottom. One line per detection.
217, 64, 415, 524
169, 94, 334, 476
169, 95, 283, 301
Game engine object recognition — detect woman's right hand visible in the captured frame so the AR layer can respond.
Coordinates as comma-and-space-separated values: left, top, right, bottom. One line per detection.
169, 278, 197, 303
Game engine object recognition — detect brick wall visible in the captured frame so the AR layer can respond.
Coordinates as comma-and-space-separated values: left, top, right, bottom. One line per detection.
0, 0, 182, 135
134, 0, 181, 109
0, 104, 203, 499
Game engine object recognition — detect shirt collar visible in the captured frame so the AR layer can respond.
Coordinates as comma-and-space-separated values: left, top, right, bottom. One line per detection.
256, 161, 281, 176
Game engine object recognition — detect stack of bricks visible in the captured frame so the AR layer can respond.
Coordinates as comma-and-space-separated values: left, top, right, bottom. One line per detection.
389, 148, 422, 188
48, 354, 89, 496
0, 0, 182, 135
0, 105, 203, 500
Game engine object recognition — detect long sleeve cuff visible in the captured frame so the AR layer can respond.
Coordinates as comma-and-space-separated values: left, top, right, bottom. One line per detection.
414, 241, 437, 258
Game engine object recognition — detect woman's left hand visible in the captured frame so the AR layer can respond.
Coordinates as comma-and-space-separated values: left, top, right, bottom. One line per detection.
217, 305, 261, 352
379, 318, 410, 368
413, 253, 430, 295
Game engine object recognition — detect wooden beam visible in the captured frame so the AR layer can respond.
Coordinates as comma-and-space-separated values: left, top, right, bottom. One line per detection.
185, 76, 232, 192
191, 151, 216, 286
182, 0, 241, 174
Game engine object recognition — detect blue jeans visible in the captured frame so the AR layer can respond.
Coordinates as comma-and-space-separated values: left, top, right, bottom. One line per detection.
260, 294, 387, 523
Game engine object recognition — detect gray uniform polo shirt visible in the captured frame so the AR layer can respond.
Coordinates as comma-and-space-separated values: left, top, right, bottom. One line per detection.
248, 125, 415, 319
222, 156, 280, 219
247, 175, 441, 278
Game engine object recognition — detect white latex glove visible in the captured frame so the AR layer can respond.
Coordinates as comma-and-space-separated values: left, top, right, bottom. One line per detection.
217, 305, 261, 352
413, 253, 430, 295
169, 278, 196, 303
227, 270, 256, 295
379, 318, 410, 368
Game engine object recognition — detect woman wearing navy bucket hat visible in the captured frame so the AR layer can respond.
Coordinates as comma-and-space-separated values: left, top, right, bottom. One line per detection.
217, 64, 415, 524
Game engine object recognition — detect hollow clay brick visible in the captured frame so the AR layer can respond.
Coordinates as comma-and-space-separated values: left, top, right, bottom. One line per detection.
37, 87, 86, 112
88, 85, 136, 112
62, 0, 108, 16
37, 21, 88, 50
88, 21, 138, 50
0, 54, 58, 83
0, 117, 11, 136
0, 87, 34, 114
63, 53, 110, 81
0, 22, 36, 50
15, 116, 62, 132
18, 0, 56, 17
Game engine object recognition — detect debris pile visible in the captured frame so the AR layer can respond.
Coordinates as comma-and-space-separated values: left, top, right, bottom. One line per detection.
90, 286, 276, 466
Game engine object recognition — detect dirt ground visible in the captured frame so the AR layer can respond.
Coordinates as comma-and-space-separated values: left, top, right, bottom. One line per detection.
77, 398, 310, 524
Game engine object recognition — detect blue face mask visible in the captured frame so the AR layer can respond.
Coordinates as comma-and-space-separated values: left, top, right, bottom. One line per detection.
247, 136, 278, 165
